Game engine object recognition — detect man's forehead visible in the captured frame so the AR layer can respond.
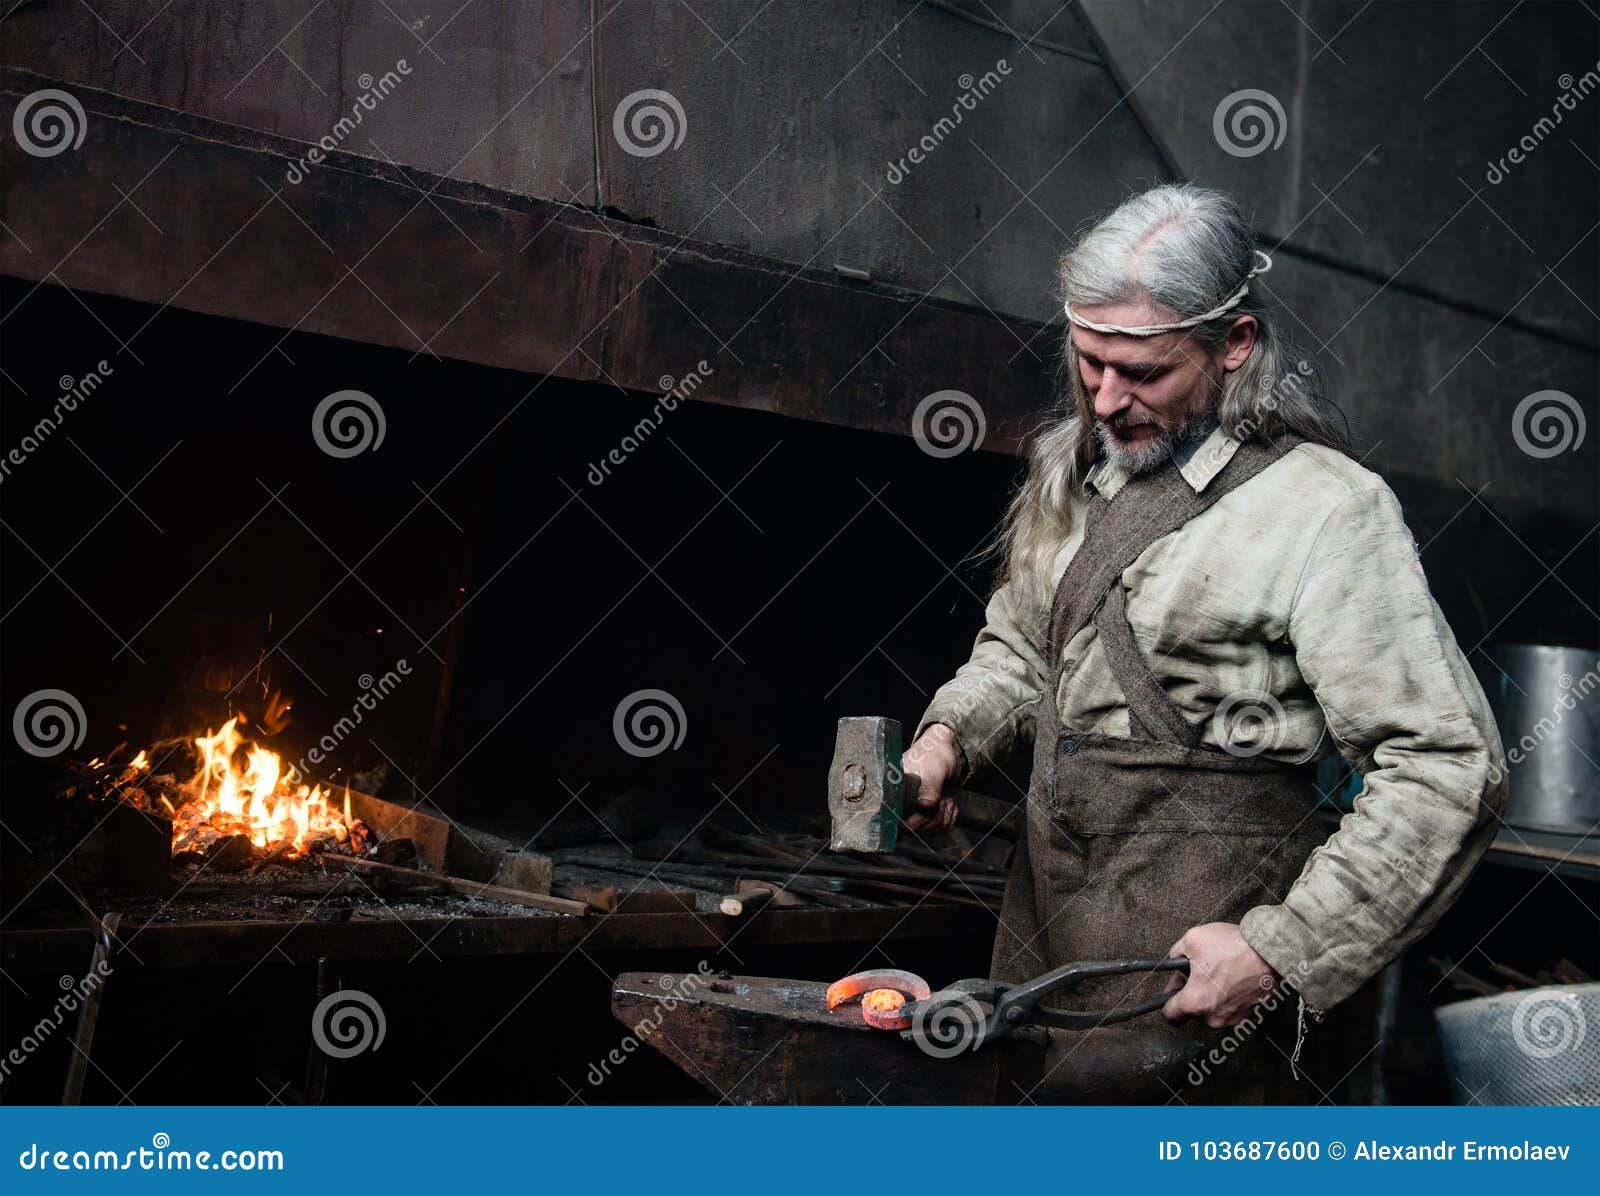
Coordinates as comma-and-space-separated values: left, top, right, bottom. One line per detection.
1069, 318, 1190, 365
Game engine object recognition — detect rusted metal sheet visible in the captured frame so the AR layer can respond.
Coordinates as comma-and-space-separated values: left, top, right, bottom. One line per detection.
0, 69, 1050, 453
343, 788, 454, 873
0, 0, 597, 202
613, 970, 1046, 1104
1, 904, 992, 973
591, 2, 1171, 325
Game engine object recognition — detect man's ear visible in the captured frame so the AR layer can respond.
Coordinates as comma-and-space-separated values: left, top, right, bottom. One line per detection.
1221, 315, 1258, 372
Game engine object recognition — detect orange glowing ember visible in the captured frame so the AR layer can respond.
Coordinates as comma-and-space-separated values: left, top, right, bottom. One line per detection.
167, 718, 352, 856
825, 968, 931, 1011
860, 988, 911, 1029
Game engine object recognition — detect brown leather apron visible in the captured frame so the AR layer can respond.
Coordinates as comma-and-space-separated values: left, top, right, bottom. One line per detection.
993, 435, 1326, 1104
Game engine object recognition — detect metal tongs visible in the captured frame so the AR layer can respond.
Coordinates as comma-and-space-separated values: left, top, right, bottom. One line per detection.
897, 956, 1191, 1053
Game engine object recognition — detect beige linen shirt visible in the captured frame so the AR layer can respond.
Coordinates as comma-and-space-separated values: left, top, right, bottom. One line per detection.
917, 426, 1508, 1009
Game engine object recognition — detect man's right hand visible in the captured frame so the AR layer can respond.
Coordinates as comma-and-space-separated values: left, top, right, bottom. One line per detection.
901, 723, 965, 836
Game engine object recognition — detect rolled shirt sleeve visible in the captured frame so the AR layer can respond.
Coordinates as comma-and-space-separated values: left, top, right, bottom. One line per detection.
1239, 482, 1509, 1009
916, 571, 1051, 784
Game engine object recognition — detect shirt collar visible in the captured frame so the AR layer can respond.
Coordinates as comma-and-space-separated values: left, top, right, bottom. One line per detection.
1086, 424, 1241, 500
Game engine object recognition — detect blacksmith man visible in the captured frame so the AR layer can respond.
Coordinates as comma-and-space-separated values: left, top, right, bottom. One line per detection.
903, 184, 1507, 1101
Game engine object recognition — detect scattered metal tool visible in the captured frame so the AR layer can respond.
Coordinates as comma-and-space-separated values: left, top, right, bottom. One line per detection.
827, 715, 1023, 853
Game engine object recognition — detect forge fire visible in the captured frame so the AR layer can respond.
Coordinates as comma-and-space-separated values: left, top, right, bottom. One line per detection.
75, 718, 368, 860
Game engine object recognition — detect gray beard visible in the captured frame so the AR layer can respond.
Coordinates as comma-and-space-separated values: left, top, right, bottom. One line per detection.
1094, 410, 1219, 476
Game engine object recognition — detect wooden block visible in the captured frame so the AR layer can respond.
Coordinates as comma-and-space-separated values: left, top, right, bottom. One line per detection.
491, 851, 553, 895
553, 883, 698, 914
316, 853, 587, 916
552, 883, 620, 912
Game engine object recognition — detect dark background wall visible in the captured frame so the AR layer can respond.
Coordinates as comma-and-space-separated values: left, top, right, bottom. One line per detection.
2, 1, 1596, 813
0, 279, 1025, 826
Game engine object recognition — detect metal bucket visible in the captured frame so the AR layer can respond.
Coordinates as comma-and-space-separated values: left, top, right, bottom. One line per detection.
1435, 984, 1600, 1105
1473, 644, 1600, 834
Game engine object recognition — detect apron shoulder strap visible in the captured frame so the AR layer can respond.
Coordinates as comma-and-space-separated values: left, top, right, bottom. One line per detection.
1045, 433, 1302, 663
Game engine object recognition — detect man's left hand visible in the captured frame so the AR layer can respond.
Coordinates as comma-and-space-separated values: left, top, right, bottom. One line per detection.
1162, 922, 1279, 1028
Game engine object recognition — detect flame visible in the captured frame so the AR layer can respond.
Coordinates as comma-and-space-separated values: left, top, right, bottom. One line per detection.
172, 718, 349, 855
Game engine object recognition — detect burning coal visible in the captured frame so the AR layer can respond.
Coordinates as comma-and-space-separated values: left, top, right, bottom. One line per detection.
87, 718, 367, 860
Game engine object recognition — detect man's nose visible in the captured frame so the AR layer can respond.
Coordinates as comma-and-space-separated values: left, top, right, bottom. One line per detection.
1094, 369, 1135, 420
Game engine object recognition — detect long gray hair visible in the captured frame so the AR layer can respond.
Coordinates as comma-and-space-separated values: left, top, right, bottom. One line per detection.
995, 183, 1352, 593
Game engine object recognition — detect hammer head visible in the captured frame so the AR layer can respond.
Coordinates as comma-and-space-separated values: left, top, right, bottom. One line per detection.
827, 716, 910, 853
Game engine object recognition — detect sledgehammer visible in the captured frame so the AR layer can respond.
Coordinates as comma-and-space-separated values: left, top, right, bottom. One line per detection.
827, 716, 1022, 854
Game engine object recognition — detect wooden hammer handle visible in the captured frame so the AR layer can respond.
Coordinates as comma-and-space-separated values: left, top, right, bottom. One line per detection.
905, 775, 1023, 841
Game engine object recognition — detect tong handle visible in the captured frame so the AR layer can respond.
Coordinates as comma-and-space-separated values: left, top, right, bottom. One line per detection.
999, 956, 1190, 1031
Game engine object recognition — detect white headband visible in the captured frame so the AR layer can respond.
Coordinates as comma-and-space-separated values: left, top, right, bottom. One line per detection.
1064, 250, 1273, 337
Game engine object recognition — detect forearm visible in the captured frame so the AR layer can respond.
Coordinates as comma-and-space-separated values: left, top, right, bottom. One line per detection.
1239, 483, 1509, 1009
1241, 739, 1505, 1009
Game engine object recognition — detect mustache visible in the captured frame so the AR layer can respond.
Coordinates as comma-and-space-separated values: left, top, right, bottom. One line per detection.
1100, 411, 1164, 435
